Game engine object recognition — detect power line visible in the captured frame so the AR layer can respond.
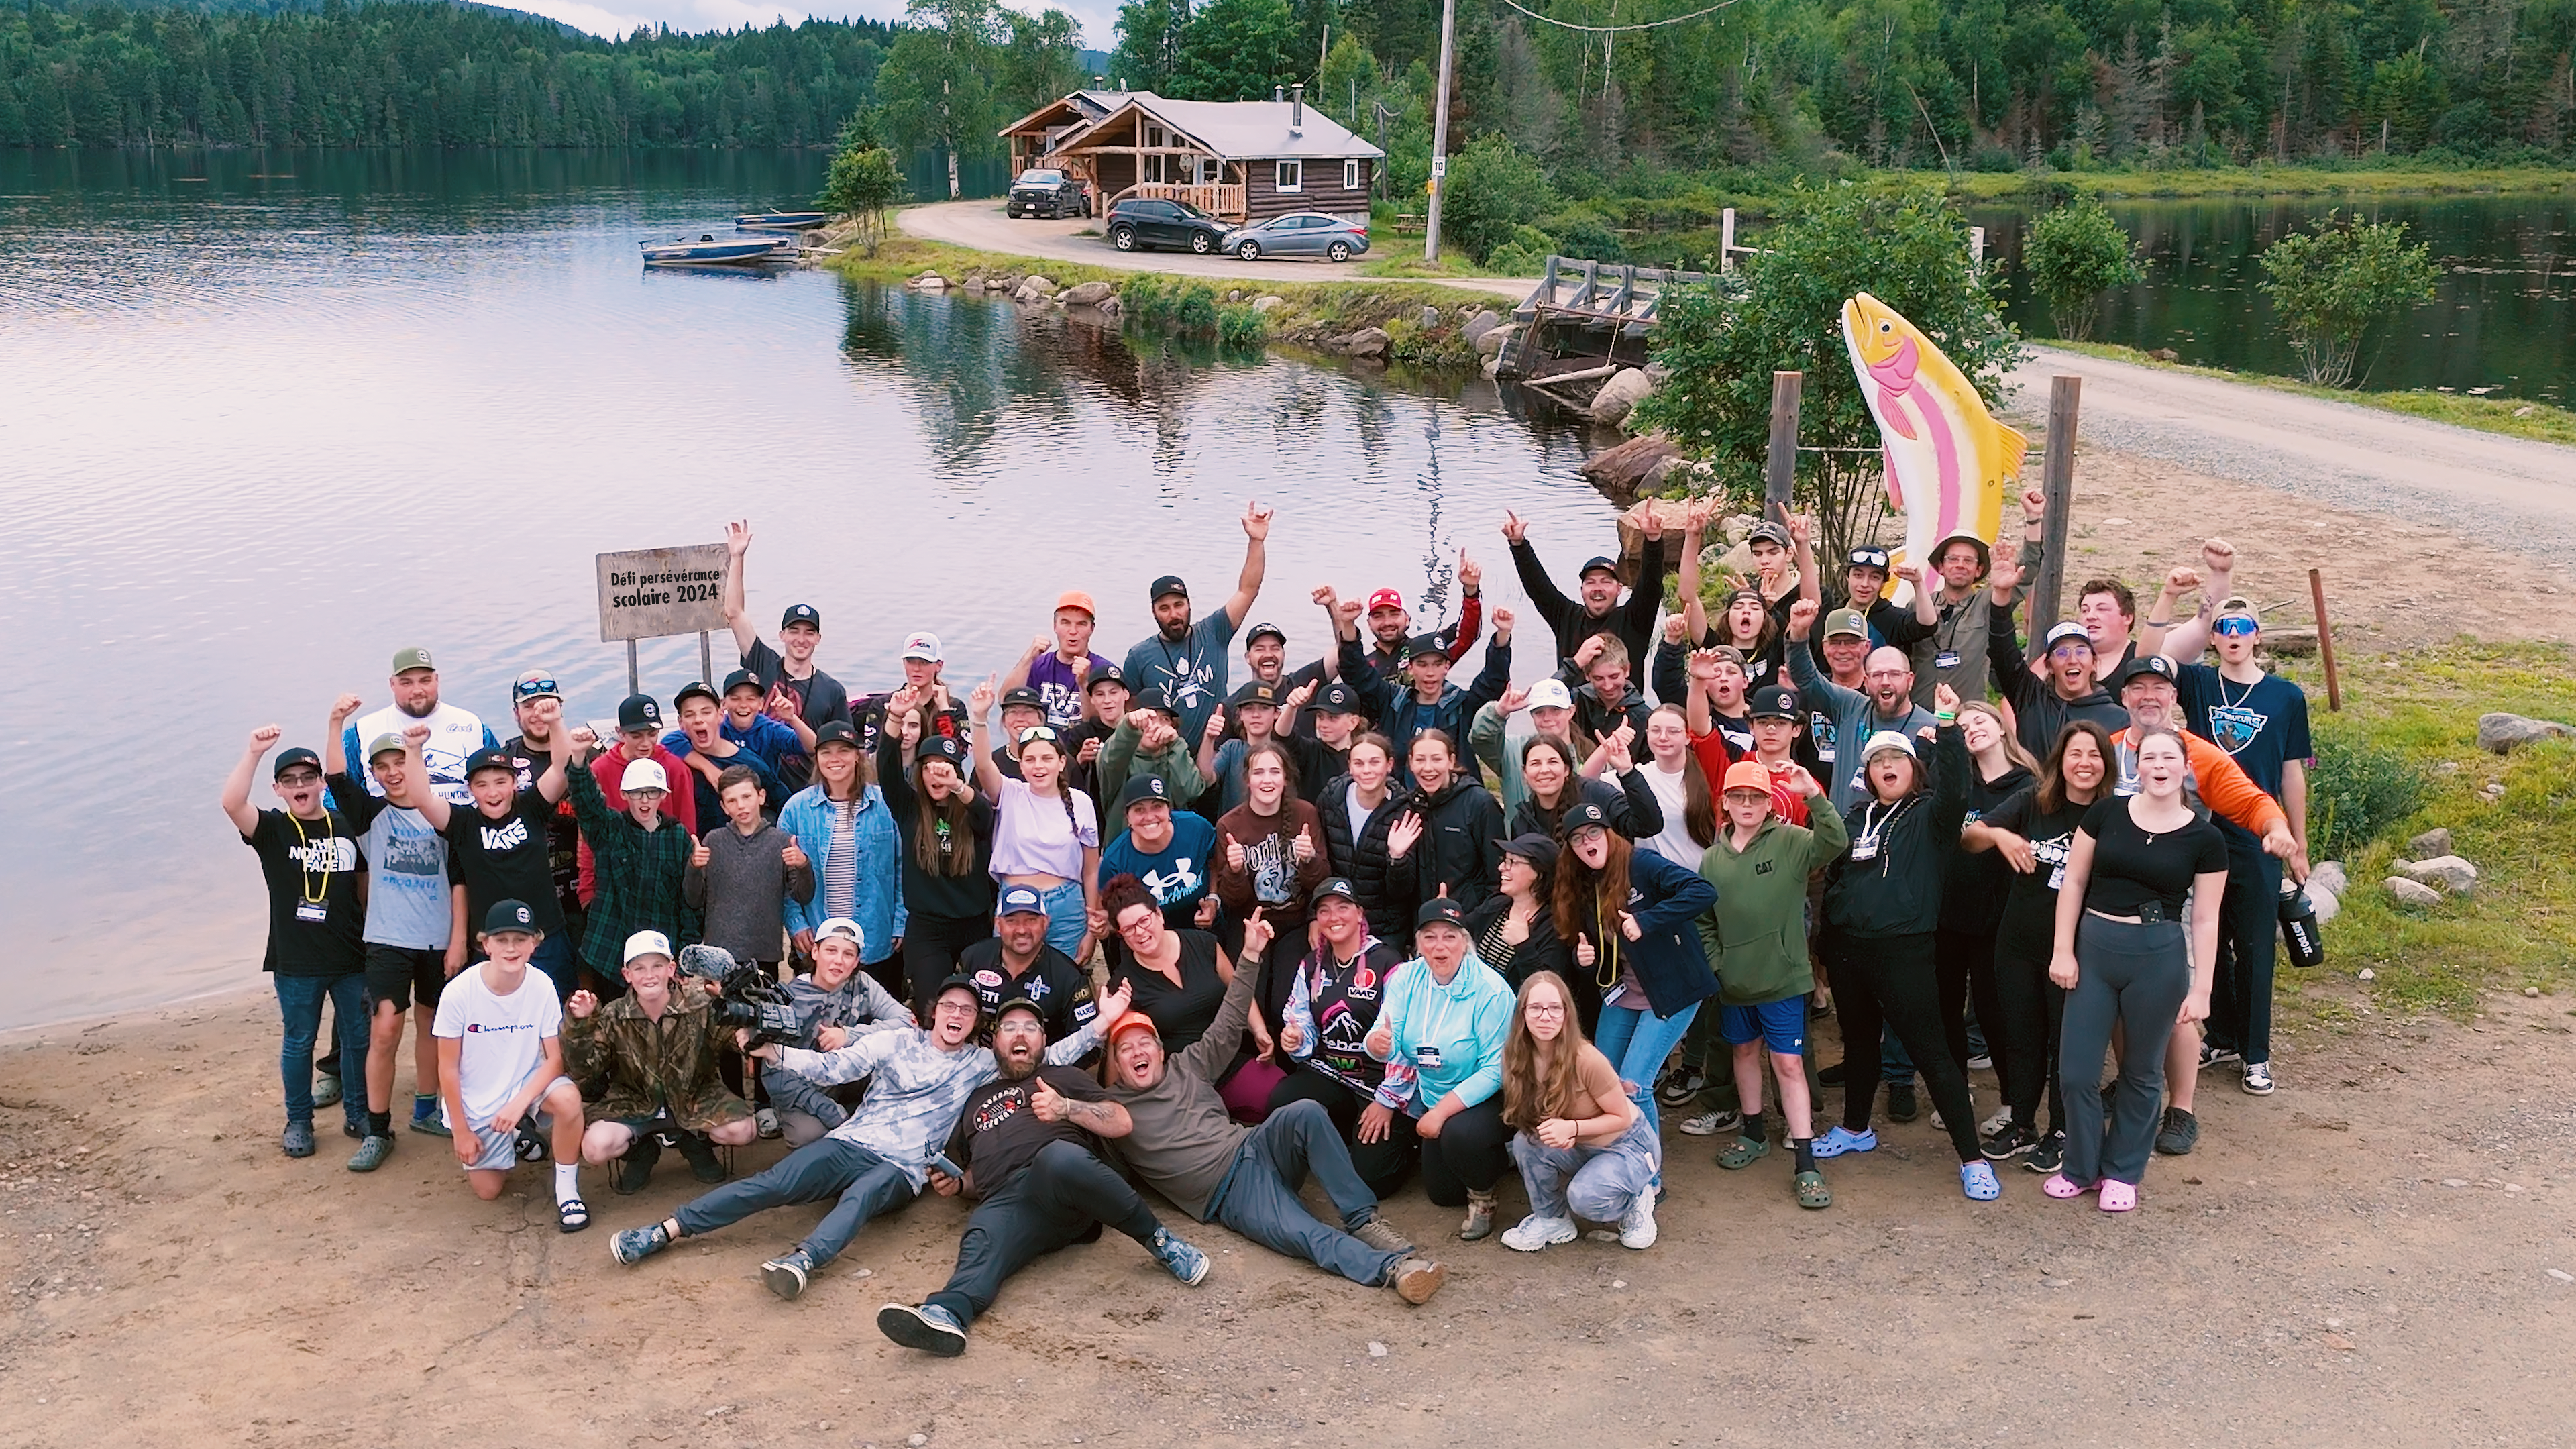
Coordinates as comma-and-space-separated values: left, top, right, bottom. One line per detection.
1492, 0, 1740, 34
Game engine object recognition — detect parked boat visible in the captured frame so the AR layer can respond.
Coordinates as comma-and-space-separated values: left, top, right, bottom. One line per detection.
735, 210, 830, 231
641, 234, 795, 267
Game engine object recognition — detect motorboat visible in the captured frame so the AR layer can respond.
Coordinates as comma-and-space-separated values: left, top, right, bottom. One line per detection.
735, 209, 830, 231
641, 234, 796, 266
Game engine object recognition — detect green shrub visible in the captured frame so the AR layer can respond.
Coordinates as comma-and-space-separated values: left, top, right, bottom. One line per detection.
1441, 136, 1556, 264
2310, 724, 2431, 861
1120, 274, 1222, 335
1216, 302, 1267, 350
1549, 214, 1627, 264
1383, 316, 1474, 367
2025, 196, 2141, 341
1483, 223, 1557, 276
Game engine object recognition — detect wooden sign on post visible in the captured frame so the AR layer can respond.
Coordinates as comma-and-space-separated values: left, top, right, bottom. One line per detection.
597, 543, 729, 696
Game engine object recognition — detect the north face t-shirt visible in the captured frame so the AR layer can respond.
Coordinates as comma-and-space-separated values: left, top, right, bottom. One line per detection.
241, 808, 365, 975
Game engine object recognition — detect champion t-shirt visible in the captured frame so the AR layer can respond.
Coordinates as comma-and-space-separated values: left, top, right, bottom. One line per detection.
241, 808, 366, 975
433, 963, 563, 1126
439, 790, 569, 938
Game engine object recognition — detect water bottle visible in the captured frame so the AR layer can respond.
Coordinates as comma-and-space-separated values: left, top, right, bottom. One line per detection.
2278, 875, 2324, 969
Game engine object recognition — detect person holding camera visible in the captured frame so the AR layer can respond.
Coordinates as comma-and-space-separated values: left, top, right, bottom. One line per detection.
765, 918, 915, 1146
567, 932, 759, 1191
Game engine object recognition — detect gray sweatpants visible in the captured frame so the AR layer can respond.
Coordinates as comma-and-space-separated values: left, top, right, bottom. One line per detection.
1509, 1117, 1660, 1222
2060, 914, 2189, 1187
1206, 1099, 1403, 1288
762, 1063, 852, 1148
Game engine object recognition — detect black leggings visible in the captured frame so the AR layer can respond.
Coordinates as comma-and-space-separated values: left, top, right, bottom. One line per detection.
902, 912, 994, 1018
1415, 1095, 1511, 1206
1935, 925, 2002, 1076
1820, 931, 1980, 1161
1267, 1065, 1417, 1198
1990, 918, 2065, 1136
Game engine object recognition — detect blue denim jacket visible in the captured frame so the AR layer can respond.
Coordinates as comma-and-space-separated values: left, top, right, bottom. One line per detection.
777, 784, 904, 961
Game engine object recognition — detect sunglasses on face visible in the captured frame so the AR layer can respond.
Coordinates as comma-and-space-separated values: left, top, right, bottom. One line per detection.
2213, 616, 2259, 637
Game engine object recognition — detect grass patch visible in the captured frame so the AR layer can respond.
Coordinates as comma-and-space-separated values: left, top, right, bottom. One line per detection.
2033, 339, 2576, 447
2269, 641, 2576, 1018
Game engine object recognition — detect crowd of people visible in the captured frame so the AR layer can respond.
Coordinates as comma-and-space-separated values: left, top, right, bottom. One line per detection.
225, 497, 2314, 1353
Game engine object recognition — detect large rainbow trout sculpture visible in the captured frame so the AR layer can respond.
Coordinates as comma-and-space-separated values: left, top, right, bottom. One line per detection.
1840, 292, 2027, 595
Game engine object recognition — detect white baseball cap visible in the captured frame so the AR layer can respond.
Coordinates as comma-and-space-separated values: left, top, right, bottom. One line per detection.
1527, 678, 1574, 712
1860, 729, 1919, 761
814, 917, 866, 951
623, 930, 674, 965
619, 758, 670, 794
900, 631, 943, 662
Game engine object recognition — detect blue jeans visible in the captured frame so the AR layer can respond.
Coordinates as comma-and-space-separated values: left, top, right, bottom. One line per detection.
529, 932, 577, 1003
1036, 879, 1087, 959
1593, 996, 1701, 1136
276, 973, 369, 1131
673, 1136, 918, 1267
1208, 1099, 1403, 1287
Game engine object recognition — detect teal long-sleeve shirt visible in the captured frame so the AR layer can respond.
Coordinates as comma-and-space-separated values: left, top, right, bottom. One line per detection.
1366, 952, 1515, 1116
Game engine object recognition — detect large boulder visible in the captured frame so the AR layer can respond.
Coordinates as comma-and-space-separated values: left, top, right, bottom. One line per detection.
2396, 855, 2479, 894
1095, 294, 1124, 318
2477, 712, 2573, 752
1579, 433, 1684, 499
1252, 294, 1286, 313
2406, 828, 2453, 858
2311, 860, 2348, 897
1061, 280, 1117, 307
907, 271, 951, 291
1474, 322, 1518, 357
1462, 309, 1503, 347
1343, 327, 1391, 358
2385, 876, 2444, 908
1018, 273, 1056, 296
1589, 366, 1655, 427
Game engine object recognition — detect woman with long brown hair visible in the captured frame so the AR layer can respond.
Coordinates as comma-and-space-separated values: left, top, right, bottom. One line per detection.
970, 678, 1101, 965
1497, 971, 1656, 1252
1935, 699, 2041, 1126
1556, 803, 1718, 1145
873, 727, 996, 1013
1635, 702, 1717, 868
1506, 732, 1662, 844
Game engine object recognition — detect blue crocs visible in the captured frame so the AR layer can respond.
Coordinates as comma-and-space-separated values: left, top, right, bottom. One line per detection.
1811, 1126, 1878, 1159
1961, 1160, 2002, 1201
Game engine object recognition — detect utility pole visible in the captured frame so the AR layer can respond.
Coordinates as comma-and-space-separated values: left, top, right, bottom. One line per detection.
1423, 0, 1457, 262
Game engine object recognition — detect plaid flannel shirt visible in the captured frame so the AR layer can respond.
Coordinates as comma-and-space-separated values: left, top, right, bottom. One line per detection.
568, 757, 702, 974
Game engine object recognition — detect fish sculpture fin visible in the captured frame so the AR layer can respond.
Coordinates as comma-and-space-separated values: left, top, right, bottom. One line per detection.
1877, 385, 1918, 440
1993, 420, 2030, 482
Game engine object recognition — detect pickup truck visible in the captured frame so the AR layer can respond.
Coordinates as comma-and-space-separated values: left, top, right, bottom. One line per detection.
1006, 169, 1092, 219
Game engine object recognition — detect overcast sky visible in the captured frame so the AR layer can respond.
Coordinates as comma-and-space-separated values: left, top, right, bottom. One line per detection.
511, 0, 1123, 51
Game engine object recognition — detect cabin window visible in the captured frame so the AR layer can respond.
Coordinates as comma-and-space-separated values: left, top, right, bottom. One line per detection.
1275, 160, 1302, 192
1144, 154, 1165, 183
1202, 158, 1224, 184
1146, 124, 1165, 148
1343, 159, 1360, 189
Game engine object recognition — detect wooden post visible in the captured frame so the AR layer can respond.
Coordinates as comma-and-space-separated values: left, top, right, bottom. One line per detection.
626, 638, 640, 698
2029, 376, 2082, 635
698, 631, 714, 689
2309, 568, 2342, 712
1721, 207, 1735, 270
1764, 372, 1801, 520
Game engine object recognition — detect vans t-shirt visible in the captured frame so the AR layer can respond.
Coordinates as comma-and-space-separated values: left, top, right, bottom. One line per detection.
433, 963, 562, 1127
441, 790, 569, 938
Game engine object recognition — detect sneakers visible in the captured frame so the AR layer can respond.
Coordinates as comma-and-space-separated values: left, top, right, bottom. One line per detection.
676, 1132, 727, 1184
1979, 1105, 2015, 1137
1980, 1122, 2039, 1161
877, 1301, 968, 1356
282, 1121, 315, 1159
1617, 1195, 1658, 1250
2198, 1040, 2243, 1071
1676, 1107, 1741, 1138
1885, 1084, 1920, 1122
1655, 1067, 1707, 1108
1817, 1061, 1847, 1087
613, 1136, 661, 1195
2023, 1130, 2065, 1175
1966, 1051, 1993, 1071
2241, 1062, 2275, 1095
1458, 1189, 1497, 1242
1149, 1227, 1210, 1285
1811, 1125, 1877, 1159
754, 1107, 782, 1140
1352, 1216, 1414, 1255
347, 1133, 395, 1173
2154, 1106, 2201, 1156
761, 1249, 814, 1301
1386, 1257, 1448, 1303
311, 1073, 343, 1110
610, 1222, 672, 1266
1501, 1214, 1578, 1252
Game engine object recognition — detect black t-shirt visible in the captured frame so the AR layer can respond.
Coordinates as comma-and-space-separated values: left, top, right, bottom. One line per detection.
949, 1063, 1114, 1194
742, 639, 852, 788
241, 808, 366, 975
439, 790, 570, 937
957, 938, 1098, 1044
1109, 930, 1227, 1049
504, 736, 584, 906
1981, 787, 2093, 945
2080, 796, 2228, 918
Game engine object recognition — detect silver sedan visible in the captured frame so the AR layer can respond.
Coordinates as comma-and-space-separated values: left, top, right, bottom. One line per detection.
1223, 213, 1371, 263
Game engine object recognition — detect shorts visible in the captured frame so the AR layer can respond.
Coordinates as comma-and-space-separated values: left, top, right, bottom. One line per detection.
1719, 996, 1808, 1055
461, 1108, 557, 1173
365, 943, 451, 1012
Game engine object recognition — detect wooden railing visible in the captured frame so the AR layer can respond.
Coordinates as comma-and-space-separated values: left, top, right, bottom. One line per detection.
1124, 182, 1246, 219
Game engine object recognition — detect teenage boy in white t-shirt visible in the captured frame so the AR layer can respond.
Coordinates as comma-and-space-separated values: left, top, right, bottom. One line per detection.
434, 899, 590, 1232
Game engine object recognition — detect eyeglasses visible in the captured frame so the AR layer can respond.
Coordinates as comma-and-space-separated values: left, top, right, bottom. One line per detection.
1525, 1002, 1566, 1016
2212, 616, 2259, 637
276, 770, 323, 786
1118, 916, 1161, 938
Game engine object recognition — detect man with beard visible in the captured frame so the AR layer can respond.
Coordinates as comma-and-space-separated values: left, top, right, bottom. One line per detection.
720, 519, 853, 786
875, 997, 1210, 1358
1502, 505, 1666, 668
341, 646, 496, 807
957, 885, 1099, 1044
1784, 601, 1934, 816
1122, 500, 1274, 741
1985, 554, 2129, 757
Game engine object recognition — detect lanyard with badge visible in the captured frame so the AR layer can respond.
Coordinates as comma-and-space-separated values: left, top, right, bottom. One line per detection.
290, 811, 337, 922
1850, 798, 1904, 864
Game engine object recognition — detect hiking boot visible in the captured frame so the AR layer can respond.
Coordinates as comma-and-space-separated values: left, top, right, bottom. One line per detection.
1352, 1215, 1414, 1255
613, 1136, 661, 1195
282, 1121, 315, 1159
1501, 1214, 1578, 1252
761, 1249, 814, 1301
1677, 1107, 1741, 1138
1149, 1227, 1210, 1286
1617, 1195, 1658, 1250
877, 1301, 967, 1355
1886, 1083, 1920, 1122
2241, 1062, 2276, 1096
2154, 1106, 2201, 1156
2023, 1130, 2065, 1175
610, 1222, 671, 1266
1458, 1189, 1498, 1242
676, 1132, 727, 1183
347, 1133, 395, 1173
1387, 1257, 1447, 1303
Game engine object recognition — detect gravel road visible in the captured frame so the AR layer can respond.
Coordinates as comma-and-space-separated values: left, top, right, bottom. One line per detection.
2009, 345, 2576, 561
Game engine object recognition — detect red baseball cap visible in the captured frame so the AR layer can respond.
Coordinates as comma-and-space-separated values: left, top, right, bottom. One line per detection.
1366, 588, 1404, 614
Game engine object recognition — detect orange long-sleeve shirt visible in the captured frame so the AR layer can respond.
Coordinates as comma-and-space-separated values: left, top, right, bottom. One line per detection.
2114, 727, 2288, 840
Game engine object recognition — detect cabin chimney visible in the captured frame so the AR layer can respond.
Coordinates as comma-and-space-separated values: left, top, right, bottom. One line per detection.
1291, 84, 1305, 132
1274, 85, 1285, 102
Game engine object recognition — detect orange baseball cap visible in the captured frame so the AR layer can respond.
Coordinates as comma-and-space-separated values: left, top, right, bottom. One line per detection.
1722, 760, 1774, 795
1055, 590, 1097, 619
1104, 1008, 1160, 1043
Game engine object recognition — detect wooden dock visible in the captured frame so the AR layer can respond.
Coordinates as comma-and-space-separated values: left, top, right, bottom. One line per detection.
1496, 256, 1718, 382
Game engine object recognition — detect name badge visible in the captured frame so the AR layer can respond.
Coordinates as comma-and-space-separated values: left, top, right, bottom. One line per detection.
1935, 650, 1962, 670
295, 902, 331, 922
1849, 839, 1879, 863
1413, 1044, 1444, 1069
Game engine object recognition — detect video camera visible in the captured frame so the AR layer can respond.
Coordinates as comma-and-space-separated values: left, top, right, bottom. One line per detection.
678, 944, 804, 1049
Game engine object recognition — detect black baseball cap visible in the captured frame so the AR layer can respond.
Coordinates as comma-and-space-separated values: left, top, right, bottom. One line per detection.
915, 734, 965, 767
1246, 621, 1287, 646
1085, 664, 1127, 694
932, 972, 982, 1006
617, 694, 662, 731
1150, 574, 1189, 603
1232, 681, 1279, 708
1117, 774, 1173, 813
1128, 686, 1171, 716
1847, 547, 1892, 572
1748, 521, 1792, 549
1401, 633, 1450, 662
272, 747, 323, 780
1495, 833, 1560, 869
483, 898, 539, 936
1314, 681, 1360, 715
1579, 555, 1621, 580
1311, 877, 1360, 907
1415, 897, 1466, 930
1000, 686, 1046, 712
466, 747, 518, 780
780, 604, 821, 630
1562, 801, 1612, 835
674, 680, 718, 710
720, 669, 763, 696
2114, 655, 2179, 692
992, 996, 1046, 1027
1748, 684, 1801, 720
812, 720, 861, 751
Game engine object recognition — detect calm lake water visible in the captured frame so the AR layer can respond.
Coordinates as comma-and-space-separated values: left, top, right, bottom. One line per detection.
1975, 193, 2576, 403
0, 147, 1610, 1034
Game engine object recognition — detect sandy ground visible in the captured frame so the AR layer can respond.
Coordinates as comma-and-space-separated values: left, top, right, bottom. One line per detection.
5, 986, 2573, 1448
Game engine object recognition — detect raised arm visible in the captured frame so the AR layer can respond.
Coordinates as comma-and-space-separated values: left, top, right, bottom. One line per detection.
1176, 939, 1261, 1083
1983, 557, 2037, 708
398, 726, 454, 831
1676, 502, 1711, 643
2155, 539, 2235, 665
1621, 509, 1666, 638
1220, 500, 1273, 633
720, 518, 759, 660
1444, 553, 1484, 662
966, 678, 1005, 798
222, 725, 279, 836
1503, 510, 1575, 633
1782, 600, 1864, 717
1460, 612, 1514, 712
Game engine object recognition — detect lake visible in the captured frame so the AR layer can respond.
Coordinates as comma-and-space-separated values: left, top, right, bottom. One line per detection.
0, 146, 1612, 1034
